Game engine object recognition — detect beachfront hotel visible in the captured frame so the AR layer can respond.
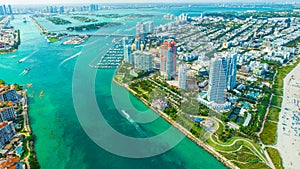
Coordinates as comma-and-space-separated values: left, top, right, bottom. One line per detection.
160, 39, 177, 80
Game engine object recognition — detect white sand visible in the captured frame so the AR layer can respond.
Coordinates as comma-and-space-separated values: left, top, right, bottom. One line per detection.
277, 61, 300, 169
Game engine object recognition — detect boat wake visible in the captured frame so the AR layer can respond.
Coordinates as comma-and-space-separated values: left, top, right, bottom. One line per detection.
0, 64, 11, 69
18, 56, 29, 63
19, 70, 27, 76
59, 52, 82, 66
18, 50, 38, 63
74, 39, 100, 48
121, 110, 146, 137
7, 55, 17, 59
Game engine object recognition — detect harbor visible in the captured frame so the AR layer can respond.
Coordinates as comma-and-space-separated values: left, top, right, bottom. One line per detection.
89, 39, 124, 69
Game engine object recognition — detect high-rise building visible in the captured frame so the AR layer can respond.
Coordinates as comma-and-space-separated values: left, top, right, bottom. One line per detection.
207, 56, 227, 104
59, 6, 64, 13
133, 51, 152, 71
178, 64, 187, 89
3, 5, 7, 15
0, 6, 4, 15
136, 21, 154, 40
143, 21, 154, 34
136, 22, 144, 38
50, 6, 54, 13
160, 39, 177, 80
0, 121, 15, 148
135, 37, 141, 51
123, 37, 133, 64
53, 6, 58, 13
226, 53, 237, 91
7, 5, 12, 15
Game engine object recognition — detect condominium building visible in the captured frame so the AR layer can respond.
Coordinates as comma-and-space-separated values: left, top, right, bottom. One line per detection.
0, 121, 15, 148
8, 5, 12, 15
0, 89, 19, 102
136, 21, 154, 40
226, 53, 238, 91
178, 64, 187, 89
0, 106, 15, 122
123, 37, 133, 64
160, 39, 177, 80
207, 56, 227, 104
133, 51, 152, 71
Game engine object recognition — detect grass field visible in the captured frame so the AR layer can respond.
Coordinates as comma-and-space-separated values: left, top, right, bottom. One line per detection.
271, 95, 283, 107
266, 147, 283, 169
261, 121, 277, 145
267, 106, 281, 122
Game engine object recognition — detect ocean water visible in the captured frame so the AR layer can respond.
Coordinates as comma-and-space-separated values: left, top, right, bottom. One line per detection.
0, 5, 291, 169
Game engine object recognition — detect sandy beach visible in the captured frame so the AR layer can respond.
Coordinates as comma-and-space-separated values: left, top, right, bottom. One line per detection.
277, 62, 300, 169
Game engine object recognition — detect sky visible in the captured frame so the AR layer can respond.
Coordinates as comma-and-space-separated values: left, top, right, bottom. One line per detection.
1, 0, 299, 5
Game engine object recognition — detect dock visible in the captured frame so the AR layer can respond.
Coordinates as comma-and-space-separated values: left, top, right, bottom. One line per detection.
89, 40, 124, 69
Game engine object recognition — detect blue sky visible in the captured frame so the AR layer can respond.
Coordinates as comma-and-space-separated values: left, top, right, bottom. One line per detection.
1, 0, 299, 5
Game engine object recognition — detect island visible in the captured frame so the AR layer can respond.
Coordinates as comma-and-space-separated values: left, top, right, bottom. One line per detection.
47, 16, 71, 25
66, 22, 121, 31
0, 80, 40, 169
71, 16, 98, 23
0, 16, 21, 54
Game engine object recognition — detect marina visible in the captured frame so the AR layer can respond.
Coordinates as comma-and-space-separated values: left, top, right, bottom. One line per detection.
89, 40, 124, 69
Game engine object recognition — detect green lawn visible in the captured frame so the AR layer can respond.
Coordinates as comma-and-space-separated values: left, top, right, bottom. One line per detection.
266, 147, 283, 169
267, 106, 281, 122
273, 58, 300, 91
271, 95, 283, 108
48, 37, 59, 43
260, 121, 277, 145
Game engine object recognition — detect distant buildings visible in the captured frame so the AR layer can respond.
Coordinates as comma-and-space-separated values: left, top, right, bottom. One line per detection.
59, 6, 65, 13
160, 39, 177, 80
133, 51, 152, 71
0, 4, 13, 15
0, 121, 15, 148
7, 5, 12, 15
136, 21, 154, 39
0, 6, 4, 15
178, 64, 187, 89
90, 4, 99, 11
207, 56, 227, 104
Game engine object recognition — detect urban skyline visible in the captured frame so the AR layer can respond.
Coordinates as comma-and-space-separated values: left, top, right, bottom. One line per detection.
0, 0, 297, 5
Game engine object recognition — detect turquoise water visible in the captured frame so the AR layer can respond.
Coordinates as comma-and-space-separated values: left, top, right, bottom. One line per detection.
0, 5, 292, 169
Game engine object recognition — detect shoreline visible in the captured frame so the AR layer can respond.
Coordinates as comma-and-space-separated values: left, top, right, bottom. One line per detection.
0, 49, 17, 54
277, 60, 300, 168
21, 89, 40, 169
113, 78, 237, 169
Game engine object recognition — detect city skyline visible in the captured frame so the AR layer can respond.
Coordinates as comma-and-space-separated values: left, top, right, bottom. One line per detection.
1, 0, 298, 5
